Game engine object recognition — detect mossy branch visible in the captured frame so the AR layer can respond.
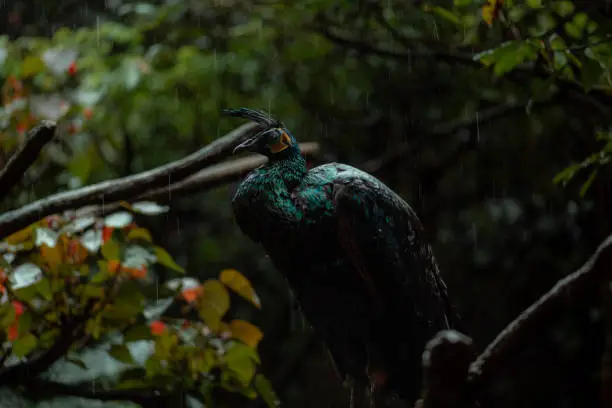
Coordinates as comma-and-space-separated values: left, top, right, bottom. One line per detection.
416, 235, 612, 407
0, 122, 261, 237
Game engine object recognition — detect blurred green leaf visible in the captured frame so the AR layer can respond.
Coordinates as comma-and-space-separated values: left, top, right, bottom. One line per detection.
579, 169, 598, 197
22, 56, 45, 77
154, 246, 184, 273
12, 333, 37, 358
581, 57, 604, 91
124, 324, 154, 342
224, 343, 258, 385
101, 239, 121, 261
254, 374, 280, 408
108, 344, 136, 364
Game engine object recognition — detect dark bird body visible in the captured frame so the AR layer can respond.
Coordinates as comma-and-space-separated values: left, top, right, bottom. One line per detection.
226, 109, 452, 405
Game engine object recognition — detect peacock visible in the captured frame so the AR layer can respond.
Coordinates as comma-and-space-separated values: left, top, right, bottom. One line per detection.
225, 108, 453, 405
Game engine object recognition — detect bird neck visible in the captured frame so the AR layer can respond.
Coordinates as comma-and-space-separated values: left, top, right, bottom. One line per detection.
265, 152, 307, 188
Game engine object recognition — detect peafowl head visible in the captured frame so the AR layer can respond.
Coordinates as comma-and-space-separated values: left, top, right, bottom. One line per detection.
224, 108, 300, 159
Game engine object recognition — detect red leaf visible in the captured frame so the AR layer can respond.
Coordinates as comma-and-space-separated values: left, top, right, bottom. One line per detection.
7, 323, 18, 341
150, 320, 166, 336
67, 61, 77, 76
16, 122, 27, 135
12, 301, 24, 317
102, 227, 114, 243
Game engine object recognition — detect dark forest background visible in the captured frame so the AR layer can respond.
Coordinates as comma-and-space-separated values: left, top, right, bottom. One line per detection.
1, 0, 612, 407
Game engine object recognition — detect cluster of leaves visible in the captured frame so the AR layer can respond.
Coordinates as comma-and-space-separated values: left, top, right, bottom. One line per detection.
0, 2, 298, 198
0, 201, 277, 407
425, 0, 610, 88
423, 0, 612, 194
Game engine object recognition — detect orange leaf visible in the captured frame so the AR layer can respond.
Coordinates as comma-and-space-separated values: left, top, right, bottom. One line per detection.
150, 320, 166, 336
182, 286, 203, 303
229, 319, 263, 348
126, 265, 147, 279
108, 260, 121, 274
67, 238, 88, 264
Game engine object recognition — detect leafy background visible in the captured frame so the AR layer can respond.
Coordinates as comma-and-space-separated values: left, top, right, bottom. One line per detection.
1, 0, 612, 407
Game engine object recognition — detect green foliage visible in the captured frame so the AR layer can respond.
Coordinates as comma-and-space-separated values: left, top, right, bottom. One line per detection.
421, 0, 612, 195
0, 205, 276, 407
1, 0, 611, 406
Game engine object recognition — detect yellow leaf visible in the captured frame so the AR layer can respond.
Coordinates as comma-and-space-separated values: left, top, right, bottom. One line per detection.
229, 319, 263, 348
40, 243, 63, 272
5, 225, 34, 246
198, 279, 230, 331
219, 269, 261, 309
127, 228, 153, 242
22, 56, 45, 78
482, 0, 502, 26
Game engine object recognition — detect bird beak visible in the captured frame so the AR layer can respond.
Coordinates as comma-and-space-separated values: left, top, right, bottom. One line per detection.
233, 137, 258, 155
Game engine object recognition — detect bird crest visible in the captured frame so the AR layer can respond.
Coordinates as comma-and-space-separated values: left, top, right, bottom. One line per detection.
222, 108, 283, 131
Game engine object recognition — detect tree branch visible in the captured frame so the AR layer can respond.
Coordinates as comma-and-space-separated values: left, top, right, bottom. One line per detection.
0, 122, 259, 237
142, 142, 320, 202
416, 330, 475, 408
33, 142, 320, 220
363, 103, 522, 174
0, 120, 56, 200
316, 24, 476, 67
316, 20, 612, 113
468, 234, 612, 387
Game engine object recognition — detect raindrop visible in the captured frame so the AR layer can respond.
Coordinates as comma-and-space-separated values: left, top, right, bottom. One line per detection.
96, 16, 100, 46
475, 111, 480, 143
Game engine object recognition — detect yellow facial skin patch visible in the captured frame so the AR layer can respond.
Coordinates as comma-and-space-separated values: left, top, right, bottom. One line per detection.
269, 130, 292, 153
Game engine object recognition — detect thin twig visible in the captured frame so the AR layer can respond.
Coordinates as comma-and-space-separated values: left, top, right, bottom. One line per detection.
363, 103, 523, 174
0, 122, 259, 237
0, 120, 56, 200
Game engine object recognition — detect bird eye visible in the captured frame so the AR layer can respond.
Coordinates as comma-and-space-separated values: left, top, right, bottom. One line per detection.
281, 131, 292, 145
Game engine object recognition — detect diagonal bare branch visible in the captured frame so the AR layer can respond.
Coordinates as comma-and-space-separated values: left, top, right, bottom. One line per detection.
0, 120, 56, 200
0, 122, 258, 237
468, 234, 612, 387
63, 142, 320, 218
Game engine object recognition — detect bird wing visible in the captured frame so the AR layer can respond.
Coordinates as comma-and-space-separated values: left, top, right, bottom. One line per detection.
332, 166, 451, 334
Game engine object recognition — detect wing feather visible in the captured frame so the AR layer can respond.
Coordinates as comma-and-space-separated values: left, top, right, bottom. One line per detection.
332, 169, 451, 334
